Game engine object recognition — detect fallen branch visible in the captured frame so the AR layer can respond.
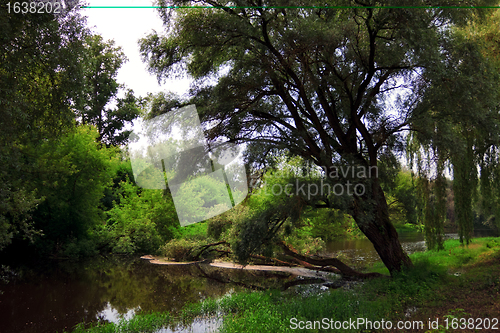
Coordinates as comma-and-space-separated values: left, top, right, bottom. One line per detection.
249, 254, 297, 266
192, 241, 229, 260
290, 257, 342, 275
278, 241, 387, 279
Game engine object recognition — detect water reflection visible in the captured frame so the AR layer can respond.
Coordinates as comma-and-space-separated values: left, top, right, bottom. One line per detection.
322, 230, 498, 269
0, 257, 249, 333
1, 230, 497, 333
97, 302, 136, 323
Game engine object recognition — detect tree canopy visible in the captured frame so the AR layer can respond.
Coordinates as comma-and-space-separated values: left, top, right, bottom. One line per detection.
140, 0, 500, 274
0, 2, 89, 251
79, 35, 141, 146
0, 2, 142, 255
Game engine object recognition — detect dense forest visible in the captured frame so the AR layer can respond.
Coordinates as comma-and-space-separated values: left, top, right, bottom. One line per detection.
3, 1, 500, 332
1, 0, 500, 280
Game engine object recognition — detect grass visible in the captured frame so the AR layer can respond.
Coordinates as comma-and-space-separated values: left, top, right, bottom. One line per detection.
70, 312, 171, 333
182, 288, 389, 332
370, 237, 500, 276
71, 237, 500, 333
206, 237, 500, 333
177, 221, 209, 240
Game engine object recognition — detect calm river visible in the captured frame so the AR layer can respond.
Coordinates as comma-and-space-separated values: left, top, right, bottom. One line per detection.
0, 230, 497, 333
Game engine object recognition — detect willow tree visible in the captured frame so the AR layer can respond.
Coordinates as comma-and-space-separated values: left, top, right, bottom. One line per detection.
140, 0, 499, 274
464, 9, 500, 240
408, 7, 500, 248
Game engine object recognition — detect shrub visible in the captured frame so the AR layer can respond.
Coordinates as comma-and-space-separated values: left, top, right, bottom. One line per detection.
103, 179, 179, 254
159, 239, 200, 261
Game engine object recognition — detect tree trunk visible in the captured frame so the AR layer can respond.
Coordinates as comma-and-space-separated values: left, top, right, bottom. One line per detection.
352, 180, 413, 275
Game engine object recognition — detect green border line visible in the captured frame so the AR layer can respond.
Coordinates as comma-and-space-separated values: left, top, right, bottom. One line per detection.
80, 5, 500, 9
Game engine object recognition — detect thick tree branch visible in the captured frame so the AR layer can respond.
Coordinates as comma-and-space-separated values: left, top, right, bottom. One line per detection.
278, 241, 386, 279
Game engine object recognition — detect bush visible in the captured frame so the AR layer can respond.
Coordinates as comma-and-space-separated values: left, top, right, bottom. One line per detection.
29, 126, 117, 256
207, 217, 232, 240
103, 179, 179, 254
62, 238, 99, 259
159, 239, 200, 261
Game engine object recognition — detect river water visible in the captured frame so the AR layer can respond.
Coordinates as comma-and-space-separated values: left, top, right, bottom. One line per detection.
0, 230, 497, 333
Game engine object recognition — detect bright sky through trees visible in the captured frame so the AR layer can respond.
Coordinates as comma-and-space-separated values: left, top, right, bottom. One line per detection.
82, 0, 192, 97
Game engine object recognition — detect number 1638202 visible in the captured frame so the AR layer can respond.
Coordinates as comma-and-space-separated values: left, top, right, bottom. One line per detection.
7, 1, 61, 14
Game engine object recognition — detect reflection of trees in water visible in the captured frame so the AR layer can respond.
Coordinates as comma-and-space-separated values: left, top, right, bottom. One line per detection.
83, 258, 234, 315
191, 263, 331, 292
193, 264, 286, 290
0, 259, 117, 333
0, 256, 326, 333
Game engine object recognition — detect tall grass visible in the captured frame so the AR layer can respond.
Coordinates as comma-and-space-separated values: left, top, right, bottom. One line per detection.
69, 312, 171, 333
183, 288, 390, 333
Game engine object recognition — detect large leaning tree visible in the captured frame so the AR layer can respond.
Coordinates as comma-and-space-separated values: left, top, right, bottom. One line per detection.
140, 0, 500, 275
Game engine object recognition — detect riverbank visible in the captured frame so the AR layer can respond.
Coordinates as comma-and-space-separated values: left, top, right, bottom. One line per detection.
70, 237, 500, 333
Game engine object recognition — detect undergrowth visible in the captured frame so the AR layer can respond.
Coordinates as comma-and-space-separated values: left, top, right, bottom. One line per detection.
71, 237, 500, 333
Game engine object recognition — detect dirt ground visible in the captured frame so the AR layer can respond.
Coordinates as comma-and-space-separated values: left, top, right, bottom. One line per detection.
397, 252, 500, 333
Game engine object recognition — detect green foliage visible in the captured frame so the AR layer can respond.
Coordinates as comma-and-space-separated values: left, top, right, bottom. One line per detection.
452, 140, 476, 245
142, 91, 184, 120
178, 222, 208, 241
79, 35, 141, 146
283, 232, 325, 257
0, 6, 140, 256
410, 238, 500, 268
71, 312, 171, 333
470, 9, 500, 232
30, 126, 117, 254
207, 217, 232, 240
408, 9, 500, 247
172, 174, 234, 224
303, 208, 361, 241
0, 4, 89, 251
140, 0, 500, 272
365, 259, 448, 311
231, 193, 305, 263
158, 238, 200, 261
103, 179, 179, 254
0, 188, 42, 251
409, 136, 450, 250
236, 158, 361, 257
186, 287, 389, 333
62, 237, 99, 260
70, 237, 500, 333
386, 170, 419, 227
100, 158, 135, 211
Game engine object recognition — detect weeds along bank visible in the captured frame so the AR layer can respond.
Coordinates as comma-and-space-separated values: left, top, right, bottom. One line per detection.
70, 237, 500, 333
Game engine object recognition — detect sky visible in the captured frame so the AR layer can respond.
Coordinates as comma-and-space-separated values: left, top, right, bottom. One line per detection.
82, 0, 192, 98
